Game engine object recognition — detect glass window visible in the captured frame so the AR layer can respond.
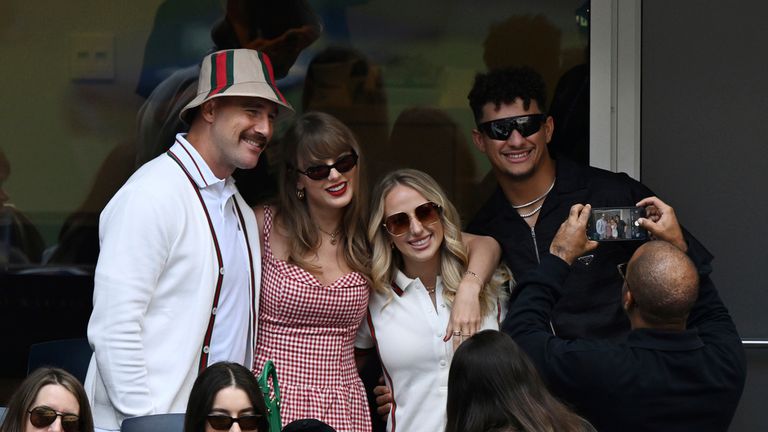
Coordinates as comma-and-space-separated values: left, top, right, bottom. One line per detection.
0, 0, 589, 399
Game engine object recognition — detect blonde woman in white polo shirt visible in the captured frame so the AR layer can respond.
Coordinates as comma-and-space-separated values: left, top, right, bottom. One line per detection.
356, 168, 507, 432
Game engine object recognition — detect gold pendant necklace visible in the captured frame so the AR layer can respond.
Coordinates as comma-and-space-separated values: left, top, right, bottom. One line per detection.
317, 226, 341, 245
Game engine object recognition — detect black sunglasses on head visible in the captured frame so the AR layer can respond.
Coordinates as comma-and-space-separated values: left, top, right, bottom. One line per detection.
478, 114, 547, 141
296, 150, 358, 180
28, 406, 80, 432
207, 414, 264, 431
383, 201, 442, 237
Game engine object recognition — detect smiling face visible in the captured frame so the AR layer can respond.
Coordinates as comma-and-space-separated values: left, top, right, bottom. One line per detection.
25, 384, 80, 432
384, 184, 444, 274
202, 96, 278, 178
297, 150, 358, 214
472, 98, 553, 182
206, 386, 257, 432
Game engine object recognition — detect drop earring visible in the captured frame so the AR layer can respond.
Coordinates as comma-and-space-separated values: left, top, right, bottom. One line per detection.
297, 188, 305, 200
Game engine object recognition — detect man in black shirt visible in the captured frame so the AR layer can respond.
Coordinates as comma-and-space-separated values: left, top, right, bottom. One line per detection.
466, 66, 714, 340
505, 198, 745, 431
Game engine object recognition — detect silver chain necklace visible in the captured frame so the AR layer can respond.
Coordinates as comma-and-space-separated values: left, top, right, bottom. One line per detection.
518, 203, 544, 218
511, 178, 556, 209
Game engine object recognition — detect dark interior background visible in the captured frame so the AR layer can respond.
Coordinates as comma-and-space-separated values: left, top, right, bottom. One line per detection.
641, 1, 768, 430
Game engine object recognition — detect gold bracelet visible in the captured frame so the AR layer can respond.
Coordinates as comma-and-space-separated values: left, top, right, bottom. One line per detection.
464, 269, 483, 284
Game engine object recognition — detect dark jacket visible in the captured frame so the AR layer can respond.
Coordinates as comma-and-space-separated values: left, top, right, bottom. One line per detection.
505, 253, 746, 432
467, 157, 713, 340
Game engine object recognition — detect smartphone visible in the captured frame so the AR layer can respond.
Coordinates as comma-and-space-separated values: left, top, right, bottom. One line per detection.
587, 207, 648, 241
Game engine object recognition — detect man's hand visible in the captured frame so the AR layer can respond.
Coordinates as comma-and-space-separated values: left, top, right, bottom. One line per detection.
636, 196, 687, 252
550, 204, 599, 265
373, 377, 392, 421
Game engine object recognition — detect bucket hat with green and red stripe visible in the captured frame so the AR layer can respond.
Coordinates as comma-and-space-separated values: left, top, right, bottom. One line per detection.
180, 48, 294, 125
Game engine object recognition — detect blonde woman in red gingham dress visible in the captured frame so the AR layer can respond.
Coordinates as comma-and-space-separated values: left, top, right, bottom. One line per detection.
252, 112, 372, 432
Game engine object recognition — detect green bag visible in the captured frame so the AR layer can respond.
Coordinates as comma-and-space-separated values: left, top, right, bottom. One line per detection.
257, 360, 282, 432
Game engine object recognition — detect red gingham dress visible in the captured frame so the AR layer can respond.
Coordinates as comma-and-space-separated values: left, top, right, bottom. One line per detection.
254, 207, 371, 432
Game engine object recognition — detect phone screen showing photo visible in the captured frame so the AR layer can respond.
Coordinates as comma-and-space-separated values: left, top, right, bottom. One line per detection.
587, 207, 648, 241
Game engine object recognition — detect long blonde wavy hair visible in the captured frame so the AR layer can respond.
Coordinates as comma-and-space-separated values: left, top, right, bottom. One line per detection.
368, 169, 496, 313
275, 111, 370, 279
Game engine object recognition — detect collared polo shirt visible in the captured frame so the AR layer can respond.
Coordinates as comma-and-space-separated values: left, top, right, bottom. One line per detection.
172, 133, 251, 367
356, 270, 501, 432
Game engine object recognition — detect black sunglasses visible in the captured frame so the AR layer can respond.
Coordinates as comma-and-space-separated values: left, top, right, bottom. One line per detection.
296, 151, 358, 181
28, 406, 80, 432
207, 414, 264, 431
477, 114, 547, 140
383, 202, 442, 237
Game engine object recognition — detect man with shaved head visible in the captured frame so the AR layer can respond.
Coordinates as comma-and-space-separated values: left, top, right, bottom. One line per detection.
624, 241, 699, 330
505, 197, 746, 432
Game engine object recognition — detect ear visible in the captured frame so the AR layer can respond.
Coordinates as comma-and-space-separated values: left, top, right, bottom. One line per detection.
622, 287, 635, 312
544, 115, 555, 143
201, 99, 217, 123
471, 129, 487, 154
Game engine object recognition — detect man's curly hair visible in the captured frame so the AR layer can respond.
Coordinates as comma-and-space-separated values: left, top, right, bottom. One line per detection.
467, 66, 548, 124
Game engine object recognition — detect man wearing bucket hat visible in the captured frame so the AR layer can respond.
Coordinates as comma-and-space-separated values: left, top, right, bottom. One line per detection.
85, 48, 293, 431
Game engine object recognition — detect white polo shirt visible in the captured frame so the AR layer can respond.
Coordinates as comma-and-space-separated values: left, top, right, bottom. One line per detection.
176, 134, 251, 367
355, 270, 502, 432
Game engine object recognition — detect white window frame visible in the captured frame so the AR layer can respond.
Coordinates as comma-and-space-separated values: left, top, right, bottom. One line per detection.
590, 0, 642, 179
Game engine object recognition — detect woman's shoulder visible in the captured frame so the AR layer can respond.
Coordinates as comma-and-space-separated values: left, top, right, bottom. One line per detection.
253, 205, 266, 227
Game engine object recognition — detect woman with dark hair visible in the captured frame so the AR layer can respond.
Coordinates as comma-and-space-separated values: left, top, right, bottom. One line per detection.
0, 367, 94, 432
446, 330, 594, 432
184, 362, 269, 432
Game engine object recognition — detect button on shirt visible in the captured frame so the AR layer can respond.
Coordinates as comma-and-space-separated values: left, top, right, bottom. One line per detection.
356, 270, 501, 432
176, 134, 251, 367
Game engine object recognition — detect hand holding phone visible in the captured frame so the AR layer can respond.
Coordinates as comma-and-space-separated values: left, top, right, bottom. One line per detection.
550, 204, 599, 264
635, 196, 687, 252
586, 206, 648, 241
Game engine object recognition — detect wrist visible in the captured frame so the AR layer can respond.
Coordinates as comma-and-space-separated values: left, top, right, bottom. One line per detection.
460, 270, 483, 293
464, 269, 483, 283
549, 245, 575, 265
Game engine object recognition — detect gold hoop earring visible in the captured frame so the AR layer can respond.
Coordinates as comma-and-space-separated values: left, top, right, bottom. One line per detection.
297, 189, 305, 200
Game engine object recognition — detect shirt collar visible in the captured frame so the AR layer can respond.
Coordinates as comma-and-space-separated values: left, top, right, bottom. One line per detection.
551, 156, 589, 195
391, 269, 442, 297
169, 133, 228, 189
